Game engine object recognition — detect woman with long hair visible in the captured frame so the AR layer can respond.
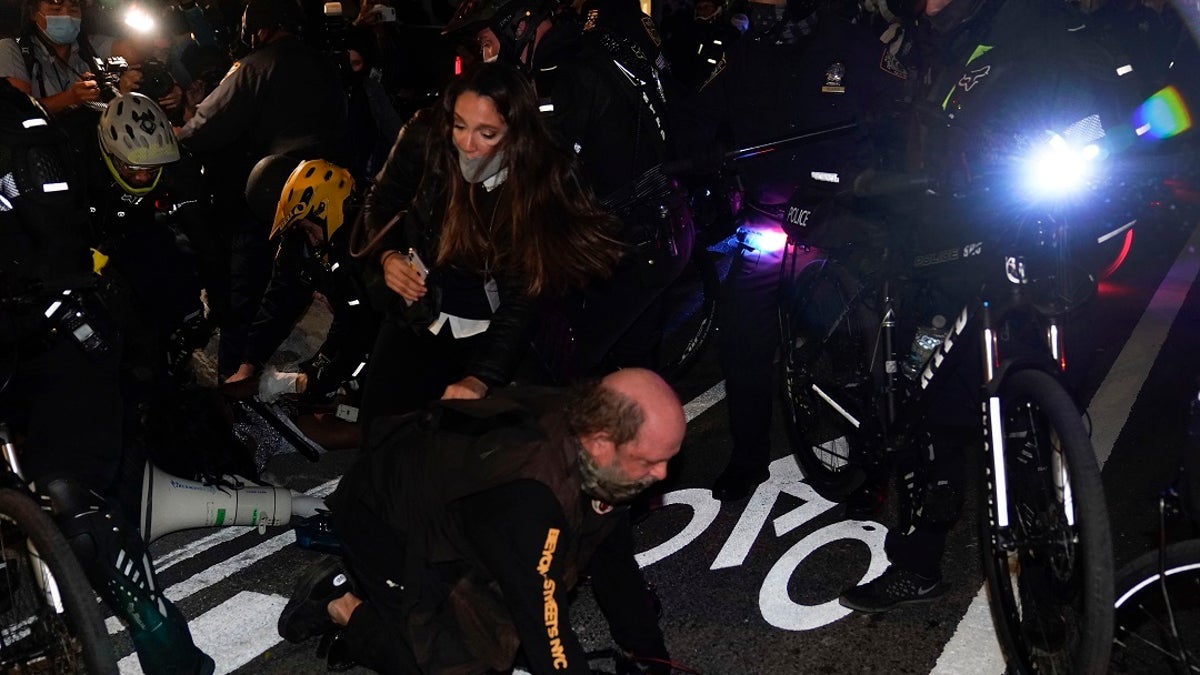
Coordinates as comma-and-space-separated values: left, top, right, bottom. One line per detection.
353, 61, 624, 436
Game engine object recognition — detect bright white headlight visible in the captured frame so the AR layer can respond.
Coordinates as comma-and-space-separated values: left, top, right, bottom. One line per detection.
1025, 132, 1099, 198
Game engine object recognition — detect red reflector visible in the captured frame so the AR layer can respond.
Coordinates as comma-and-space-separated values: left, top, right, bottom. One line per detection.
454, 56, 462, 76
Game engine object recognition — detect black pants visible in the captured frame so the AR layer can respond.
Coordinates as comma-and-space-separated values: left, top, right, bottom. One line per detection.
328, 465, 421, 675
359, 317, 486, 442
715, 234, 789, 475
217, 215, 273, 379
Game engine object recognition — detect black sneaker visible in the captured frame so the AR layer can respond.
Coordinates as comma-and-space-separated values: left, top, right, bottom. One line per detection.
278, 556, 353, 643
838, 565, 946, 613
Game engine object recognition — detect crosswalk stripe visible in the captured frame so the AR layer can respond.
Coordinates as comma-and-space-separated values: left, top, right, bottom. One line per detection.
118, 591, 288, 674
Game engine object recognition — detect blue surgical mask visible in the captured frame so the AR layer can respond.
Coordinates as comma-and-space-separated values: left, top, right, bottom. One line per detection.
42, 15, 81, 45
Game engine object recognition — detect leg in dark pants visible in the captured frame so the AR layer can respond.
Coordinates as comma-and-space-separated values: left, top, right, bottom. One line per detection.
218, 218, 273, 379
712, 235, 786, 499
358, 318, 483, 443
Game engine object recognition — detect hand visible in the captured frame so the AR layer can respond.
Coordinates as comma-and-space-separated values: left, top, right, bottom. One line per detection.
117, 66, 142, 94
158, 83, 184, 112
381, 249, 427, 302
69, 76, 101, 105
441, 376, 488, 400
221, 364, 259, 400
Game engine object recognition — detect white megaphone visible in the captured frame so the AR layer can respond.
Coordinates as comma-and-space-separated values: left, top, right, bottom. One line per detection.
140, 462, 326, 544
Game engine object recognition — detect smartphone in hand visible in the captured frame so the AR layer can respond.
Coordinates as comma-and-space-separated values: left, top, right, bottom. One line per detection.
406, 248, 429, 280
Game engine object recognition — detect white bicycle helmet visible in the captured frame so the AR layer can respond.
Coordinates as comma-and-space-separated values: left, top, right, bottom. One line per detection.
98, 92, 179, 194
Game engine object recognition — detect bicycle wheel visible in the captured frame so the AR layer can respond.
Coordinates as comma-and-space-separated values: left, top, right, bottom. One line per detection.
779, 257, 879, 501
659, 249, 721, 382
1111, 539, 1200, 673
0, 488, 118, 674
980, 369, 1113, 674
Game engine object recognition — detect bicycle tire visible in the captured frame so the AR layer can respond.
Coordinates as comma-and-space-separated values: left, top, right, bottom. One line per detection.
659, 249, 720, 382
980, 369, 1113, 674
779, 258, 878, 501
1110, 539, 1200, 673
0, 488, 118, 674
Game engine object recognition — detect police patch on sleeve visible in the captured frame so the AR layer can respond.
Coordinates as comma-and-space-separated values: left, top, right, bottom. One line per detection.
642, 16, 662, 47
219, 60, 243, 85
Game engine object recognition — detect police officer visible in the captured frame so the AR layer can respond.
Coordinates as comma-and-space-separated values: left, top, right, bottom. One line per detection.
839, 0, 1129, 612
177, 0, 346, 380
538, 0, 696, 376
674, 0, 908, 502
0, 80, 214, 675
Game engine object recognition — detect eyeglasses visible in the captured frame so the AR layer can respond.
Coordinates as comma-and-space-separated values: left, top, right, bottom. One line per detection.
112, 155, 159, 174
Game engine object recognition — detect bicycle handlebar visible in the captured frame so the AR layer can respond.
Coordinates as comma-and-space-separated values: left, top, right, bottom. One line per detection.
851, 170, 937, 198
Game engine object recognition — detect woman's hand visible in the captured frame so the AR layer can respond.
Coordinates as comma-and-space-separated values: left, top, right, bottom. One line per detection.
441, 376, 488, 401
381, 249, 427, 303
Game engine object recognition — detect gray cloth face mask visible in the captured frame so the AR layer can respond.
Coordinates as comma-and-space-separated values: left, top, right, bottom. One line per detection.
458, 149, 507, 184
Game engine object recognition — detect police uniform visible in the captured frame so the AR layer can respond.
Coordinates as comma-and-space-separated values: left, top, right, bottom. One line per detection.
538, 0, 695, 376
177, 32, 346, 377
673, 2, 908, 497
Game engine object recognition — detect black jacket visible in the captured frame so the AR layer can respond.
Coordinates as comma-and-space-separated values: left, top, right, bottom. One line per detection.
330, 391, 667, 674
355, 108, 534, 388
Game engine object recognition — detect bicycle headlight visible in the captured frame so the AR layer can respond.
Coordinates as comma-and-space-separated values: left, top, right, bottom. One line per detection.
1021, 114, 1106, 199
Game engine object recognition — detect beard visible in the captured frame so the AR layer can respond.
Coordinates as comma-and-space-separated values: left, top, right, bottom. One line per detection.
578, 447, 656, 505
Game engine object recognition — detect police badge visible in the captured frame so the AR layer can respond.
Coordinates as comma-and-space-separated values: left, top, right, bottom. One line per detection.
822, 61, 845, 94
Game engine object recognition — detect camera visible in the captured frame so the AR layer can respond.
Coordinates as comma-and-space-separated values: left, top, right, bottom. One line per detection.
92, 56, 128, 102
91, 56, 176, 102
133, 59, 176, 101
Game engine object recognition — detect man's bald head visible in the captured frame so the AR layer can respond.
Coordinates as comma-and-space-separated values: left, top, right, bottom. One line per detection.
569, 369, 686, 503
599, 368, 686, 455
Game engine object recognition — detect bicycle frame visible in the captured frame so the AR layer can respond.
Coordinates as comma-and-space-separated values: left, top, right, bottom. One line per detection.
0, 424, 69, 614
782, 228, 1077, 534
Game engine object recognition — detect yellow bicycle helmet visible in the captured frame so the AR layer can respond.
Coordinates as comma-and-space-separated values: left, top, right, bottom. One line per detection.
269, 159, 355, 241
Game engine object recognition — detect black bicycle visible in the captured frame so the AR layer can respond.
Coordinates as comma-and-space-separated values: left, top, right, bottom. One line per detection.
776, 138, 1116, 671
1110, 388, 1200, 674
0, 423, 118, 674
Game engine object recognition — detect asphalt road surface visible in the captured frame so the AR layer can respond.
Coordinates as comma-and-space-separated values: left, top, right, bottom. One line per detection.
120, 210, 1200, 675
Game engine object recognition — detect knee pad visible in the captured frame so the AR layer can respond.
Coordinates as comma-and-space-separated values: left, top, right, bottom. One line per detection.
40, 477, 211, 674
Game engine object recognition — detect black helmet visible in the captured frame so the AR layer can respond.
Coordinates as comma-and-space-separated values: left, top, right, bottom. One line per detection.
444, 0, 555, 65
241, 0, 304, 48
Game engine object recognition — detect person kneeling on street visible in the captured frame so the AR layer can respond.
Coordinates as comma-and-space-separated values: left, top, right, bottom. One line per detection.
279, 368, 684, 674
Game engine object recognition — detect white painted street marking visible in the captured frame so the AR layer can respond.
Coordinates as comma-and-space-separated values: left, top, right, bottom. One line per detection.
1089, 223, 1200, 466
118, 591, 288, 674
932, 222, 1200, 674
683, 380, 726, 422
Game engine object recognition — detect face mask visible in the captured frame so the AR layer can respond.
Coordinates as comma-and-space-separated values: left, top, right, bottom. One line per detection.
457, 149, 507, 184
482, 53, 499, 64
42, 15, 81, 45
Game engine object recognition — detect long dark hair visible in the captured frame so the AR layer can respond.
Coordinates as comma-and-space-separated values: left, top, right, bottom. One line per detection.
428, 62, 623, 297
